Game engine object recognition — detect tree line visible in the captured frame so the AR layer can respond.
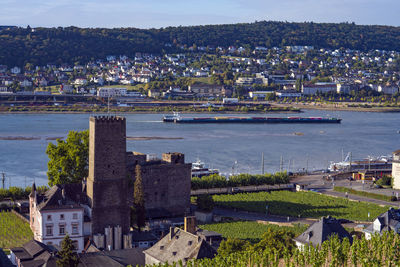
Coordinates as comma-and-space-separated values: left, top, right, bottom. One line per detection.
191, 172, 290, 190
1, 21, 400, 67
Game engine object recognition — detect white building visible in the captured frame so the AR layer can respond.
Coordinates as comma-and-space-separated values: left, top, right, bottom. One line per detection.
392, 150, 400, 190
249, 91, 274, 98
275, 90, 302, 98
29, 184, 89, 252
11, 66, 21, 74
302, 83, 337, 95
363, 208, 400, 240
0, 86, 11, 94
377, 85, 399, 95
97, 87, 127, 98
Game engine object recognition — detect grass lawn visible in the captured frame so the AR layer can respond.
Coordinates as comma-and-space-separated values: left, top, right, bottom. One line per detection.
0, 211, 33, 249
199, 220, 307, 243
213, 191, 390, 221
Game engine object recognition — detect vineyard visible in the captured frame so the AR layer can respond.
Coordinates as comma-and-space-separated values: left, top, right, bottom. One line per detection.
199, 221, 307, 243
154, 232, 400, 266
213, 191, 390, 221
0, 211, 33, 249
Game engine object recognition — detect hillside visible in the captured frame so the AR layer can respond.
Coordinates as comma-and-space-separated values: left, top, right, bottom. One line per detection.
0, 21, 399, 67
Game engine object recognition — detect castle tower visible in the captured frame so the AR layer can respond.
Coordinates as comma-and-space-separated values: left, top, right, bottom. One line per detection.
87, 116, 130, 235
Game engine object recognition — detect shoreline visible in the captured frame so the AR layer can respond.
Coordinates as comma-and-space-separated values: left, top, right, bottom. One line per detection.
276, 103, 400, 113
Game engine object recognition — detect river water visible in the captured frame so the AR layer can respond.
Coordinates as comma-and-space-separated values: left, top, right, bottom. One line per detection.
0, 110, 399, 187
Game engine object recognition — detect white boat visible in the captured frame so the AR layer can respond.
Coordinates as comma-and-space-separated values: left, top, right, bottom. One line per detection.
191, 159, 219, 177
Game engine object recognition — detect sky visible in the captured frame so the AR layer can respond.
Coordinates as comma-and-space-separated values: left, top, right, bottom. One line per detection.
0, 0, 399, 29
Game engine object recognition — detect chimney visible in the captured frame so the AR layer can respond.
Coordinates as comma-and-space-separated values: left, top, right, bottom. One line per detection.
169, 227, 175, 240
184, 216, 197, 234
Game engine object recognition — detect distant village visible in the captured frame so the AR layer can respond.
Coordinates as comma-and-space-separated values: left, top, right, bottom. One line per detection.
0, 45, 399, 103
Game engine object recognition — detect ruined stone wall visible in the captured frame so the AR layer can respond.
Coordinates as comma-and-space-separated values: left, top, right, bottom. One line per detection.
137, 158, 192, 218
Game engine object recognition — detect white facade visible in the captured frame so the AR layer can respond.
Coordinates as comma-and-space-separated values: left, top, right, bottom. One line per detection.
11, 66, 21, 74
249, 91, 274, 98
302, 83, 337, 95
377, 86, 399, 95
275, 91, 302, 98
30, 190, 86, 252
97, 87, 127, 98
392, 151, 400, 190
39, 209, 85, 251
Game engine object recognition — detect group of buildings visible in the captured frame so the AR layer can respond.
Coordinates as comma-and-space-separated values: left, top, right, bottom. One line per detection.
0, 45, 399, 101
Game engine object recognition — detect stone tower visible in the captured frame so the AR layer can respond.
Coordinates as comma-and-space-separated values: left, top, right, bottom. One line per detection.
87, 116, 129, 235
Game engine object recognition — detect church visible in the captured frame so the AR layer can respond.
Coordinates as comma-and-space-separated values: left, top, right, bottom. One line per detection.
29, 116, 192, 251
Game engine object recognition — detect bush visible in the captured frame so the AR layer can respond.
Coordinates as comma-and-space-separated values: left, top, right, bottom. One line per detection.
196, 195, 214, 212
376, 176, 392, 187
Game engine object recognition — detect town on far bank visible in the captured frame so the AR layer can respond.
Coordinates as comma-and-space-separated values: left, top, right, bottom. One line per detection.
0, 45, 400, 113
1, 114, 400, 266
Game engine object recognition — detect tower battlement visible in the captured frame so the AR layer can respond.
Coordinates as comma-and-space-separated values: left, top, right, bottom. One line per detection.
90, 116, 126, 123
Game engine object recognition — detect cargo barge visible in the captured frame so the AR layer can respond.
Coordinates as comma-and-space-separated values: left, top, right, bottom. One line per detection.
163, 113, 341, 124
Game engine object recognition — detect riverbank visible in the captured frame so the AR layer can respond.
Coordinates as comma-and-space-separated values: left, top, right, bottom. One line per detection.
276, 102, 400, 113
0, 105, 301, 114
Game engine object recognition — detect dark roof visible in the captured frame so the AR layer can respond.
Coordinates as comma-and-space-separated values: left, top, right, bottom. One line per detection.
35, 184, 87, 211
131, 231, 158, 242
10, 240, 58, 267
78, 249, 145, 267
144, 228, 216, 264
103, 248, 145, 266
393, 149, 400, 155
196, 229, 222, 239
364, 208, 400, 234
78, 252, 124, 267
294, 216, 352, 246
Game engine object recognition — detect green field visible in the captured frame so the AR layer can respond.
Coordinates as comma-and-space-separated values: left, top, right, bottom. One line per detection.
199, 221, 307, 243
213, 191, 390, 221
0, 211, 33, 249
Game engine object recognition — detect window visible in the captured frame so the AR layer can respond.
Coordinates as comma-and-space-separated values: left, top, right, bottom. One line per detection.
72, 224, 79, 235
73, 213, 78, 220
59, 225, 65, 235
46, 226, 53, 236
47, 215, 52, 221
60, 214, 64, 220
47, 242, 53, 245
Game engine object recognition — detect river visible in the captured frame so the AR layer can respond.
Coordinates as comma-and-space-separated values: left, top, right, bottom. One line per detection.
0, 110, 399, 187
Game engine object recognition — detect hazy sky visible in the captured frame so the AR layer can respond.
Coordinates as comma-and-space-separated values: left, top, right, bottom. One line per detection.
1, 0, 399, 28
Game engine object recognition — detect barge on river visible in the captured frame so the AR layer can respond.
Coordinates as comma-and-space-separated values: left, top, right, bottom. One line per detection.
163, 113, 341, 124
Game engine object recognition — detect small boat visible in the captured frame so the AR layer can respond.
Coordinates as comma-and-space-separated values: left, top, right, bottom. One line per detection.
191, 159, 219, 178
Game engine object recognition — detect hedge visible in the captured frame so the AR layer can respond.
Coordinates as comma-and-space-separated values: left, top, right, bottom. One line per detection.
191, 172, 289, 190
334, 186, 396, 202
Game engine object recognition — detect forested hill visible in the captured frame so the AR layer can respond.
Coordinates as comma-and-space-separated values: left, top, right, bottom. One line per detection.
1, 21, 400, 67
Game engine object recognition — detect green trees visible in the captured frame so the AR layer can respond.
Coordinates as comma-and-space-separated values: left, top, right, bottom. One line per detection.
133, 165, 146, 231
57, 234, 79, 267
196, 194, 214, 212
191, 172, 289, 190
46, 130, 89, 186
217, 238, 249, 257
2, 21, 399, 67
